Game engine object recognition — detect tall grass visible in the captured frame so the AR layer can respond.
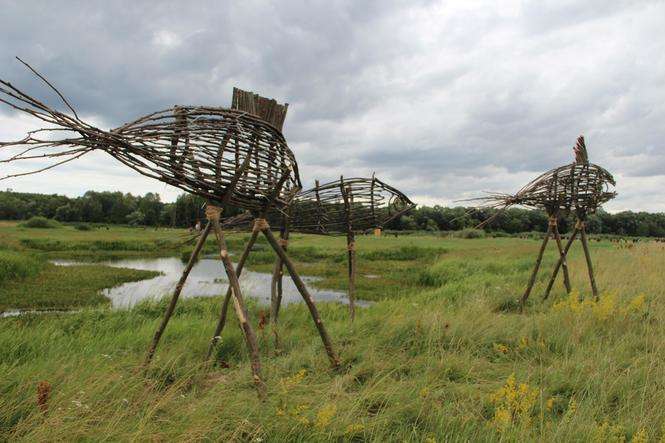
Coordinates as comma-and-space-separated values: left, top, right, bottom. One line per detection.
0, 251, 43, 287
1, 225, 664, 440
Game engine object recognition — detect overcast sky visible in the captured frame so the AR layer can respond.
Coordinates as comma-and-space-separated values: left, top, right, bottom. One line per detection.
1, 0, 664, 212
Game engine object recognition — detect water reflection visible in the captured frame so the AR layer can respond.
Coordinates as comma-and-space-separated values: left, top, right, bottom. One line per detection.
52, 257, 352, 309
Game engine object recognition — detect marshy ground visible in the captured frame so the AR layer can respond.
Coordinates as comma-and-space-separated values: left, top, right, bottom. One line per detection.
1, 220, 663, 441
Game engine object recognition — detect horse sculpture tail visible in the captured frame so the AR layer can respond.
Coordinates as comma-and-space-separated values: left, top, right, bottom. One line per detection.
573, 135, 589, 164
0, 58, 114, 181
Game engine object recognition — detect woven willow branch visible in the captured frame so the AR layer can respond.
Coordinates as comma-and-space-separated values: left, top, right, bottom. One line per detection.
0, 61, 301, 212
225, 176, 415, 234
475, 136, 616, 222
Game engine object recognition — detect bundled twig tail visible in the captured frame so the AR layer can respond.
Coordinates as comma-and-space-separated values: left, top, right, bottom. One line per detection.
573, 135, 589, 164
0, 60, 114, 180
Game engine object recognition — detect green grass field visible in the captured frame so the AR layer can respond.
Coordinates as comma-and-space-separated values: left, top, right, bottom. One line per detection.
1, 221, 663, 441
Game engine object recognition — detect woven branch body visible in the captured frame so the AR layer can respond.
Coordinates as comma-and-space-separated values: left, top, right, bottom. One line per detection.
224, 177, 415, 234
286, 177, 414, 234
508, 162, 616, 217
476, 137, 616, 221
106, 105, 300, 210
0, 77, 301, 211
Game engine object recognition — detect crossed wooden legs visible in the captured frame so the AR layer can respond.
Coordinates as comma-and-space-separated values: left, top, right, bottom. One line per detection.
206, 218, 341, 369
542, 220, 598, 301
145, 213, 340, 398
520, 217, 598, 310
269, 231, 357, 346
144, 206, 266, 398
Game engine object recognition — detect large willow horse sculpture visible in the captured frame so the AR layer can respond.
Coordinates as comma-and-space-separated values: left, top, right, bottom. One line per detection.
0, 59, 340, 398
477, 136, 616, 309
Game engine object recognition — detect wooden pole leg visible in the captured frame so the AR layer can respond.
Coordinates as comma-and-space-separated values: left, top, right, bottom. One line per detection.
207, 207, 266, 399
259, 220, 341, 369
543, 227, 578, 300
340, 180, 356, 321
346, 233, 356, 322
144, 222, 211, 368
520, 224, 553, 310
579, 222, 599, 300
205, 229, 260, 361
552, 223, 572, 293
269, 229, 288, 351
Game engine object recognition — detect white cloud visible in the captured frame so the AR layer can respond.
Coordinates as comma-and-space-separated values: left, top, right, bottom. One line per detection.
1, 0, 664, 212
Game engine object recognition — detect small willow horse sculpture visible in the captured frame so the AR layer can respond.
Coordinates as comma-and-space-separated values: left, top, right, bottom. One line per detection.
476, 136, 616, 308
272, 175, 414, 322
0, 60, 340, 398
222, 175, 414, 347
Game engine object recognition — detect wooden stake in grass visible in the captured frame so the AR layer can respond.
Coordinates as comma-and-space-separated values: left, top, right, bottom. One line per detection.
144, 221, 212, 367
551, 220, 572, 293
205, 228, 260, 361
207, 205, 267, 399
579, 220, 599, 300
543, 225, 579, 300
36, 380, 51, 414
340, 177, 356, 321
260, 219, 341, 369
520, 219, 553, 309
269, 225, 288, 351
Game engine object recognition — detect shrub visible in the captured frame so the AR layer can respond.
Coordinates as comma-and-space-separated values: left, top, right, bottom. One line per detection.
454, 228, 486, 239
74, 223, 92, 231
0, 251, 43, 286
19, 216, 60, 229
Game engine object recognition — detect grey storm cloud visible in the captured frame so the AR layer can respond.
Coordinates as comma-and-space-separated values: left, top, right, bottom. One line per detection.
1, 0, 664, 211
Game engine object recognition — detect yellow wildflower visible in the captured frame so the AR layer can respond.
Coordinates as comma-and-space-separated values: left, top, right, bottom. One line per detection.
564, 398, 577, 420
493, 343, 509, 354
490, 373, 538, 430
280, 369, 307, 390
625, 294, 646, 314
546, 398, 555, 412
632, 428, 647, 443
345, 423, 364, 435
419, 387, 430, 399
292, 404, 308, 415
554, 290, 649, 321
315, 404, 337, 429
493, 407, 512, 431
591, 294, 617, 320
592, 418, 625, 443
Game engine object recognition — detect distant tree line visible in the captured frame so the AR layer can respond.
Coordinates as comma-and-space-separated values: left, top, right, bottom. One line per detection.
2, 190, 664, 237
0, 190, 240, 228
385, 206, 665, 237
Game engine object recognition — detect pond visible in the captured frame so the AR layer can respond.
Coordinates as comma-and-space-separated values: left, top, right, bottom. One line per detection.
52, 257, 355, 309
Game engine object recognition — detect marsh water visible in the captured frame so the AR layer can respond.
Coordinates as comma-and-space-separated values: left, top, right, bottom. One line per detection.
52, 257, 352, 309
